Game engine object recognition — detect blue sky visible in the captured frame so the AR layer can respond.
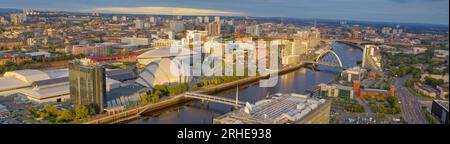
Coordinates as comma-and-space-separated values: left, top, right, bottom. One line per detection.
0, 0, 448, 25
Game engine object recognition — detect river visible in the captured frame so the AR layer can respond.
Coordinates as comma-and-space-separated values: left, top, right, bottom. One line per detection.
130, 42, 362, 124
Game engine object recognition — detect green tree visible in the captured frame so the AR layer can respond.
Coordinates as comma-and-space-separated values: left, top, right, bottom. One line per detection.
120, 64, 128, 69
39, 111, 49, 119
140, 94, 150, 105
56, 109, 75, 122
395, 65, 411, 77
424, 77, 444, 87
28, 105, 39, 117
43, 104, 59, 116
151, 94, 160, 103
74, 105, 90, 120
386, 96, 398, 107
88, 106, 97, 115
375, 95, 385, 102
411, 68, 421, 78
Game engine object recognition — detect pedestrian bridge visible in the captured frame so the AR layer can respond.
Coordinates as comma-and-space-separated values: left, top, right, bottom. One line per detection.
184, 92, 245, 107
136, 92, 246, 117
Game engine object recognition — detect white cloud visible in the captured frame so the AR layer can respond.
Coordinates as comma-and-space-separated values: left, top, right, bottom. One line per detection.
93, 6, 242, 16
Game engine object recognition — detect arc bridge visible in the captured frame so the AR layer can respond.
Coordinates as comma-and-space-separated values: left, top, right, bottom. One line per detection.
305, 49, 344, 69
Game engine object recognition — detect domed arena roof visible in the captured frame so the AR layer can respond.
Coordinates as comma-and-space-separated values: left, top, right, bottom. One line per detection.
136, 58, 191, 89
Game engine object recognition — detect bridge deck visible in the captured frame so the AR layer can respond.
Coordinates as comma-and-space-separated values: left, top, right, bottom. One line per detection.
184, 92, 245, 107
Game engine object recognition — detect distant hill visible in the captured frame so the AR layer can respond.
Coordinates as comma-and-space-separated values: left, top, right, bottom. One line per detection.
0, 8, 21, 14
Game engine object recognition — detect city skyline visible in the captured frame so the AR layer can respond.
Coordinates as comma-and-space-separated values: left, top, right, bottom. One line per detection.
0, 0, 449, 25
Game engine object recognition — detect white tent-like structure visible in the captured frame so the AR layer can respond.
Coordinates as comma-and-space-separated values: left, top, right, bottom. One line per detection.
136, 58, 191, 90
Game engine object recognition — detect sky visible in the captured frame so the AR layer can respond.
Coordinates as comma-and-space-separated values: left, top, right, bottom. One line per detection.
0, 0, 448, 25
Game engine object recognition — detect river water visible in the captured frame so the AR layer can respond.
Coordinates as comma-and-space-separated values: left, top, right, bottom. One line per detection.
130, 42, 362, 124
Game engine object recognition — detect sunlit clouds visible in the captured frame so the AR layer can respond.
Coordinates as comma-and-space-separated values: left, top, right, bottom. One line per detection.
94, 6, 242, 16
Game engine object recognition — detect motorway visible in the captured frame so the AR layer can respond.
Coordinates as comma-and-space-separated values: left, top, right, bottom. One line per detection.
395, 75, 428, 124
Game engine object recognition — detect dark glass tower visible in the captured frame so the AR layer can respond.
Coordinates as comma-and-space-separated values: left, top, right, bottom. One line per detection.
69, 59, 106, 113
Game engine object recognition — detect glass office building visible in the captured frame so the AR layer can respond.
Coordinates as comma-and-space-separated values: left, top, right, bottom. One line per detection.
69, 59, 106, 113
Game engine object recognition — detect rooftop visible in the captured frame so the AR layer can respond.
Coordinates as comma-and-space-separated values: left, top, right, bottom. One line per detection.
19, 84, 69, 100
434, 100, 449, 112
137, 47, 199, 59
6, 69, 50, 81
0, 77, 29, 92
214, 93, 327, 124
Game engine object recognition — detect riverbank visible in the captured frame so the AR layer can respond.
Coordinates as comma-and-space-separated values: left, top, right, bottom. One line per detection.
335, 41, 364, 50
83, 62, 307, 124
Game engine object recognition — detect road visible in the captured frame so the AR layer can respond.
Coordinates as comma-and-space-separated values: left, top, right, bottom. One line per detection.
395, 75, 428, 124
355, 97, 374, 116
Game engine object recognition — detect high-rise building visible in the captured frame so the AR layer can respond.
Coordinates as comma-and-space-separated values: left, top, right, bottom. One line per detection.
186, 30, 208, 45
245, 25, 261, 36
293, 39, 308, 56
23, 8, 34, 16
204, 16, 210, 23
135, 19, 144, 29
0, 16, 8, 25
197, 16, 203, 23
121, 16, 127, 21
149, 16, 156, 23
361, 45, 382, 71
227, 19, 234, 26
112, 16, 118, 21
144, 22, 151, 29
308, 27, 321, 48
206, 22, 221, 36
291, 28, 321, 57
10, 13, 25, 26
69, 59, 106, 113
169, 21, 185, 33
214, 16, 221, 23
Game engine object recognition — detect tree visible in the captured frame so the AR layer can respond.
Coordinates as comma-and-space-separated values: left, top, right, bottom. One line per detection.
74, 105, 90, 120
192, 83, 201, 89
43, 104, 59, 116
386, 96, 398, 108
39, 111, 49, 119
120, 64, 128, 69
88, 106, 97, 115
140, 94, 150, 105
411, 68, 421, 78
150, 94, 160, 103
28, 105, 39, 117
424, 77, 444, 87
56, 109, 75, 122
395, 65, 411, 77
370, 103, 378, 112
154, 89, 164, 97
375, 95, 385, 102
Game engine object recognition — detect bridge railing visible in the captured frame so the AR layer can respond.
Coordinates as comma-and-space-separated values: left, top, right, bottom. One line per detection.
184, 92, 246, 107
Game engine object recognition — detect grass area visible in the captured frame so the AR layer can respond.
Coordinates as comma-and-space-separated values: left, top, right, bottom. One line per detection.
364, 96, 401, 115
406, 86, 433, 101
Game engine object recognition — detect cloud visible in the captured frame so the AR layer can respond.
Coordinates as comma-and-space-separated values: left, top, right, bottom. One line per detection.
93, 6, 242, 16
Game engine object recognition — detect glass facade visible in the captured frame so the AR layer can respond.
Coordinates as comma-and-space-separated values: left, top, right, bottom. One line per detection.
69, 60, 106, 113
